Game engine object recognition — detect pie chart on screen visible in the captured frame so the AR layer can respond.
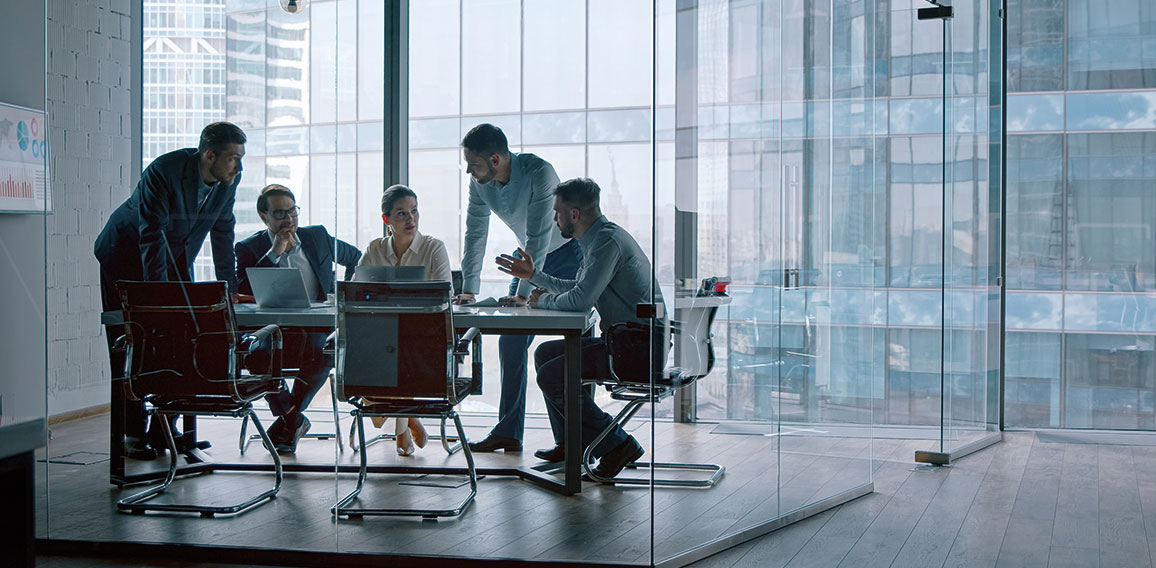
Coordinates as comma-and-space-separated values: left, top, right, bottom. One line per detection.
16, 121, 29, 151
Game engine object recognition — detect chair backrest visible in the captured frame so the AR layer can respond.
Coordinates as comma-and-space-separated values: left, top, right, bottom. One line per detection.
118, 281, 240, 399
335, 280, 461, 404
608, 305, 718, 386
674, 305, 718, 378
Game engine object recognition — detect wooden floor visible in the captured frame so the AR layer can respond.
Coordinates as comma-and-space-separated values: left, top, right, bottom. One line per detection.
37, 417, 1156, 568
40, 428, 1156, 567
35, 406, 886, 566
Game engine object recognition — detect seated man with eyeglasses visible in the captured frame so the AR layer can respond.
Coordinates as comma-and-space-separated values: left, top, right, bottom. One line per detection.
235, 184, 362, 454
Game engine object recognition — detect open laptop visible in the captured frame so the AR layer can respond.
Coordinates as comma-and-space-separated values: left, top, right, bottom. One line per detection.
247, 267, 327, 309
353, 265, 426, 282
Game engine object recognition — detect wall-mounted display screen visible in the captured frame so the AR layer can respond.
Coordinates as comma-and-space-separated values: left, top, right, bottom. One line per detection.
0, 101, 50, 213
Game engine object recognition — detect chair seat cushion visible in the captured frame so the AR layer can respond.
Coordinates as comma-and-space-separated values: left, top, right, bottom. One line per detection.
610, 367, 698, 388
150, 376, 281, 410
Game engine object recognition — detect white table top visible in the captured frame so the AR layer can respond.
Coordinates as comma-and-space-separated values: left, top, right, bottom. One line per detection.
104, 304, 595, 333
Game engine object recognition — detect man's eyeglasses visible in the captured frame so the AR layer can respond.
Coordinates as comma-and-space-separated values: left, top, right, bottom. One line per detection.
267, 206, 300, 220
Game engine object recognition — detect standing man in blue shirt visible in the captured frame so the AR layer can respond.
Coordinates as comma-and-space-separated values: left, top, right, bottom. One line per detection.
456, 124, 583, 453
496, 177, 666, 479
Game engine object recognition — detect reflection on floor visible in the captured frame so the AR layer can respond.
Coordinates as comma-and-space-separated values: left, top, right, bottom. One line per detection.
36, 407, 887, 566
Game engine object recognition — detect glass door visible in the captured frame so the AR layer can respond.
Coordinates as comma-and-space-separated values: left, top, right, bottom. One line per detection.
916, 0, 1004, 463
652, 0, 879, 563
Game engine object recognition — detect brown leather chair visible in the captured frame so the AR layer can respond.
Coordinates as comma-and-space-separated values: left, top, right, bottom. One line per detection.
332, 280, 480, 519
115, 281, 285, 516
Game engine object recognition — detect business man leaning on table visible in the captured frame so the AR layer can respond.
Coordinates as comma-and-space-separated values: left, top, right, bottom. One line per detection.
235, 184, 361, 454
456, 124, 583, 455
95, 121, 247, 460
495, 177, 665, 480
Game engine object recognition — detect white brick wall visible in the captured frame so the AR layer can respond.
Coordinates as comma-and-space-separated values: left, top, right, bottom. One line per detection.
46, 0, 132, 411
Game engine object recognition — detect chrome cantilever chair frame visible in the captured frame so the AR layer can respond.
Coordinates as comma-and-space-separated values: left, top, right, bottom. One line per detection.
582, 307, 725, 487
331, 281, 480, 520
114, 281, 285, 517
344, 411, 463, 455
237, 370, 343, 454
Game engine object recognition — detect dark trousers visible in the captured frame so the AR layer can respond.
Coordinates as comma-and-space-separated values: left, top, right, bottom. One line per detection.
493, 240, 583, 440
533, 337, 629, 458
100, 260, 149, 440
245, 329, 332, 424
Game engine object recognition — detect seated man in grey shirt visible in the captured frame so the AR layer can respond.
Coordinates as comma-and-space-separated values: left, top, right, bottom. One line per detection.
496, 177, 666, 480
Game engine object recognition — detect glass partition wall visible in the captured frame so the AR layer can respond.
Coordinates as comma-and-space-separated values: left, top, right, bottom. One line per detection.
36, 0, 1004, 565
652, 1, 882, 561
913, 0, 1004, 462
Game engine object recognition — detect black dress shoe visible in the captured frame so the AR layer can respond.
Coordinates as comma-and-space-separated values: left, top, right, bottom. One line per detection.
146, 418, 210, 454
468, 434, 522, 452
275, 415, 311, 455
266, 416, 287, 444
534, 444, 565, 462
124, 437, 158, 460
587, 436, 644, 480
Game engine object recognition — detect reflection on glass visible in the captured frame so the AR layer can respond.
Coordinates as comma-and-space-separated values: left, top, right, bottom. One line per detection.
1065, 292, 1156, 333
1005, 332, 1062, 427
1068, 0, 1156, 90
1007, 94, 1064, 132
1006, 0, 1064, 92
1006, 291, 1063, 330
1006, 134, 1063, 289
1066, 132, 1156, 292
1066, 91, 1156, 131
1065, 333, 1156, 429
266, 8, 309, 127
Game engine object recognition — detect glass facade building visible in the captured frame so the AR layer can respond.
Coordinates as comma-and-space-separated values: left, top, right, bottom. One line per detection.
142, 0, 226, 165
1004, 0, 1156, 429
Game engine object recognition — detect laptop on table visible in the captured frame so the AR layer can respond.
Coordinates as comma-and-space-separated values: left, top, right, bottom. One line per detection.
246, 267, 328, 309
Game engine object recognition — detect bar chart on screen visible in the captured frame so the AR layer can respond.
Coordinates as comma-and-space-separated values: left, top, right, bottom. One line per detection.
0, 164, 36, 199
0, 101, 50, 213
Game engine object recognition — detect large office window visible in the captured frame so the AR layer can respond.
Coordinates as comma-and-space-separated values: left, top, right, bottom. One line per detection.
146, 0, 1006, 432
1004, 0, 1156, 429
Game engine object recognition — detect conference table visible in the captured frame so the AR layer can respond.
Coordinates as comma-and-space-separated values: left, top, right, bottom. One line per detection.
101, 303, 595, 496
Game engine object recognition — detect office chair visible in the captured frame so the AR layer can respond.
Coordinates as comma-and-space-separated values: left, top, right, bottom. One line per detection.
114, 281, 285, 516
332, 280, 480, 519
582, 305, 726, 487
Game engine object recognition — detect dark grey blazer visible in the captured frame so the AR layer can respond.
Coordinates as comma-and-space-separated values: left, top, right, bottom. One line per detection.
235, 225, 361, 301
94, 148, 239, 291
